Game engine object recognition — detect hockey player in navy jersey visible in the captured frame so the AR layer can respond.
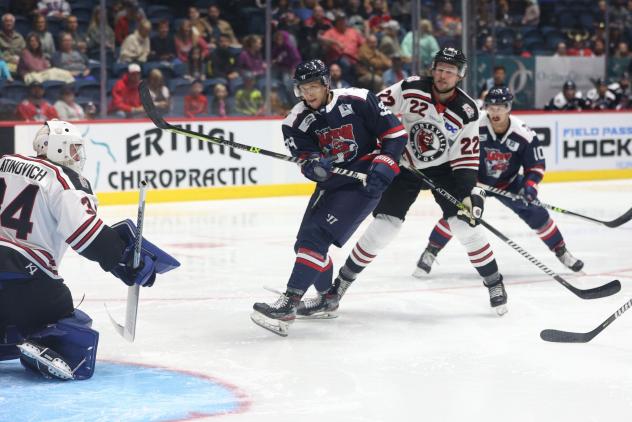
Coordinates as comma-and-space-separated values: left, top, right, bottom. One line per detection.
415, 87, 584, 275
250, 59, 407, 336
323, 47, 509, 315
0, 120, 179, 380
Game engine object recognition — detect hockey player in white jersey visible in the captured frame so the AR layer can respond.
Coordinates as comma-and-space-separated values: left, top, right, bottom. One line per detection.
0, 120, 179, 380
325, 47, 508, 315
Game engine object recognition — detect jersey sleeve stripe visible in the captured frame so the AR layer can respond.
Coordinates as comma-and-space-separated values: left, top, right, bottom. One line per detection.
402, 92, 432, 103
66, 215, 97, 244
379, 124, 407, 140
450, 157, 479, 164
72, 219, 104, 251
443, 112, 463, 129
0, 237, 59, 277
13, 154, 70, 190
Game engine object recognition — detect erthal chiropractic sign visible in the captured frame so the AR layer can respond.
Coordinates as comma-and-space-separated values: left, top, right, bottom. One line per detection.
14, 119, 305, 192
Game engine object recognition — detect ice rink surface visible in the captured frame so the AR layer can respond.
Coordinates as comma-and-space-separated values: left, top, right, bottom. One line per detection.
3, 179, 632, 422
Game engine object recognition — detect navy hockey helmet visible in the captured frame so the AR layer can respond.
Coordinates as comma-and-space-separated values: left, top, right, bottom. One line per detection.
484, 87, 514, 106
293, 59, 330, 97
432, 47, 467, 77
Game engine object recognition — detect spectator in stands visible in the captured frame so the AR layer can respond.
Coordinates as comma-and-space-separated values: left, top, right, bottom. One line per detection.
186, 46, 206, 81
210, 83, 231, 117
553, 42, 568, 57
390, 0, 411, 22
52, 32, 91, 80
184, 80, 208, 118
436, 1, 462, 42
238, 34, 266, 79
86, 7, 115, 54
609, 72, 630, 109
33, 14, 55, 59
479, 65, 506, 100
272, 29, 301, 97
9, 0, 39, 18
235, 71, 263, 116
545, 80, 587, 110
205, 4, 238, 48
17, 81, 59, 121
18, 33, 50, 80
37, 0, 70, 19
586, 78, 616, 110
614, 41, 631, 58
382, 53, 408, 87
299, 5, 332, 59
147, 68, 170, 115
495, 0, 512, 27
320, 12, 364, 78
0, 59, 13, 81
114, 0, 145, 45
209, 33, 238, 80
293, 0, 317, 21
568, 34, 593, 56
188, 6, 212, 42
149, 20, 176, 63
329, 63, 350, 89
64, 15, 86, 47
175, 19, 209, 64
379, 20, 401, 58
367, 0, 391, 33
522, 0, 540, 26
480, 35, 496, 54
593, 39, 606, 57
109, 63, 144, 118
512, 34, 532, 58
356, 34, 391, 92
54, 84, 85, 120
277, 10, 303, 44
0, 14, 26, 75
119, 19, 151, 64
401, 19, 439, 70
269, 87, 290, 116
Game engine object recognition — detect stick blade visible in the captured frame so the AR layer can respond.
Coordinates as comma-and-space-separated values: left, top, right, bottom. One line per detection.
138, 80, 168, 129
104, 303, 125, 337
605, 207, 632, 228
575, 279, 621, 299
540, 329, 592, 343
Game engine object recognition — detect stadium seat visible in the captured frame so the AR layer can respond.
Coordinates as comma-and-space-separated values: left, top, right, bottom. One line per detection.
203, 78, 228, 95
2, 83, 27, 102
77, 81, 101, 102
43, 80, 68, 102
0, 98, 17, 120
578, 11, 595, 31
72, 6, 92, 22
557, 10, 577, 29
14, 15, 30, 36
147, 5, 172, 22
169, 78, 192, 96
143, 61, 175, 79
545, 31, 567, 51
496, 27, 516, 51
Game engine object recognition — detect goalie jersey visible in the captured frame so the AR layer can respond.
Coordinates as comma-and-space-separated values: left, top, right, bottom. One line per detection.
0, 154, 105, 280
477, 112, 545, 189
377, 76, 480, 173
282, 87, 407, 189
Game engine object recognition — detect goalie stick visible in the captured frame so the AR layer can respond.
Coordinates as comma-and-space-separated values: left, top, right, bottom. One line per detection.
478, 182, 632, 228
105, 179, 148, 342
410, 169, 620, 300
139, 81, 367, 182
541, 297, 632, 343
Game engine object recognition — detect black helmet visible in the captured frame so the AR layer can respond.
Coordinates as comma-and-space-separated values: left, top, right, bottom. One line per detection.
484, 86, 514, 106
432, 47, 467, 77
293, 59, 330, 97
563, 80, 576, 90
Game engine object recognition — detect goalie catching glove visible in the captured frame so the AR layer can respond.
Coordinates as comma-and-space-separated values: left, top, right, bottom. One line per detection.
109, 219, 180, 286
457, 187, 486, 227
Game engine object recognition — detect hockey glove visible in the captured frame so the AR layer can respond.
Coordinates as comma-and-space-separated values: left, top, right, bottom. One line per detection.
111, 245, 157, 287
364, 154, 400, 196
301, 154, 335, 183
519, 180, 538, 204
457, 186, 486, 227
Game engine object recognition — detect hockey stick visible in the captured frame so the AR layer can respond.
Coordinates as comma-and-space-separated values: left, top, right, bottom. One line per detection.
409, 169, 620, 299
478, 182, 632, 228
540, 298, 632, 343
105, 179, 148, 342
138, 81, 367, 182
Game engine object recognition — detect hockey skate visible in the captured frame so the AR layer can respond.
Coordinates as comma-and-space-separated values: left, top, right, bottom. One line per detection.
17, 341, 76, 380
330, 275, 354, 301
251, 292, 301, 337
555, 246, 584, 272
485, 277, 508, 316
297, 292, 340, 319
412, 245, 440, 278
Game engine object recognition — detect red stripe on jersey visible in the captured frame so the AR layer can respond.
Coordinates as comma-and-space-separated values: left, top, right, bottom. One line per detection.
0, 236, 58, 274
296, 257, 329, 272
66, 215, 96, 244
297, 247, 326, 262
403, 92, 432, 103
450, 157, 479, 164
13, 154, 70, 190
438, 219, 450, 230
73, 219, 103, 250
443, 112, 463, 129
468, 243, 490, 257
541, 228, 559, 241
378, 124, 406, 140
537, 220, 553, 234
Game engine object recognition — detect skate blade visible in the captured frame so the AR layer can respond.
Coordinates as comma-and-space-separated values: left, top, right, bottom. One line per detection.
17, 342, 74, 380
493, 305, 508, 317
250, 312, 291, 337
297, 312, 339, 320
412, 266, 430, 278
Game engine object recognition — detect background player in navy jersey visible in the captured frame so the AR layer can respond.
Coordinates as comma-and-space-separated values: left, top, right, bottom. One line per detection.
327, 48, 509, 316
415, 87, 584, 275
0, 120, 178, 380
250, 59, 407, 336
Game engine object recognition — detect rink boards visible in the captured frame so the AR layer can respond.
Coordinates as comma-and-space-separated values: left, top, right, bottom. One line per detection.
7, 111, 632, 204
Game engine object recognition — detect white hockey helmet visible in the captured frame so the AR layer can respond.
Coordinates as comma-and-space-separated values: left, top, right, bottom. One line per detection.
33, 119, 86, 173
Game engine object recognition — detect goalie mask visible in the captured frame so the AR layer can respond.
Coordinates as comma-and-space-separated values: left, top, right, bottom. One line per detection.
33, 119, 86, 173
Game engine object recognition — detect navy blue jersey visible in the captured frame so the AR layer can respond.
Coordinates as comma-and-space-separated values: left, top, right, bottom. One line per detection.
282, 87, 407, 189
478, 112, 545, 188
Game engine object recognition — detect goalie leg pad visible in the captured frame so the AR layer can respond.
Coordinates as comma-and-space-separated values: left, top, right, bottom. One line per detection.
21, 309, 99, 380
0, 325, 22, 361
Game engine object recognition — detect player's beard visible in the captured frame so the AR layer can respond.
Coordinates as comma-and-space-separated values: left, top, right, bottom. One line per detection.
433, 81, 457, 94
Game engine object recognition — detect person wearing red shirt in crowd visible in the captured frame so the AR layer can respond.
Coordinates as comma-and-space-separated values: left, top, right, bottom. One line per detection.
320, 12, 364, 78
184, 80, 208, 118
114, 0, 145, 45
109, 63, 144, 118
17, 81, 59, 121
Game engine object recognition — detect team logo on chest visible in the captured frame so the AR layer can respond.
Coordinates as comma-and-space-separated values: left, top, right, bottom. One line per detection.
409, 122, 447, 162
484, 147, 513, 178
316, 124, 359, 162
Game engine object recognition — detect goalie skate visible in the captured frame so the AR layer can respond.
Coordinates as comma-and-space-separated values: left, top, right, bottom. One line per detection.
17, 341, 76, 380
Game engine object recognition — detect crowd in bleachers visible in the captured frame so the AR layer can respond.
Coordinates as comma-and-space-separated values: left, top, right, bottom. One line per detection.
0, 0, 631, 121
